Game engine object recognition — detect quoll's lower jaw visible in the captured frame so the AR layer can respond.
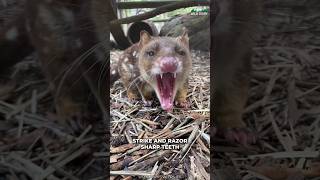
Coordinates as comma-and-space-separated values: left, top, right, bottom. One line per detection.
156, 72, 176, 111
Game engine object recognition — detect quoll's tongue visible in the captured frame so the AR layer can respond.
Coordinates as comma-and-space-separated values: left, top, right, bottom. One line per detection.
156, 73, 175, 111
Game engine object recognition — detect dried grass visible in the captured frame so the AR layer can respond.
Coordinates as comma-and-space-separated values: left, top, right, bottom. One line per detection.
214, 1, 320, 179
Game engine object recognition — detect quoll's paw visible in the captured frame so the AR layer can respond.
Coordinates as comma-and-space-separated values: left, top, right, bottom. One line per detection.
56, 97, 84, 122
127, 98, 139, 104
126, 94, 139, 104
143, 100, 153, 107
219, 127, 256, 147
175, 100, 190, 109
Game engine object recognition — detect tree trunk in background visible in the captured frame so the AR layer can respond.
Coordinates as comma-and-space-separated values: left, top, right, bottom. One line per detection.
160, 15, 210, 51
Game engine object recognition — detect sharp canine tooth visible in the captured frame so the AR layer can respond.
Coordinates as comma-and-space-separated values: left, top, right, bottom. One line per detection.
160, 73, 163, 79
174, 73, 177, 78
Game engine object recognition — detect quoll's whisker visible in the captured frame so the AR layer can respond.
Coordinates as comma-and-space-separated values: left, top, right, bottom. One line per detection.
213, 0, 261, 145
126, 69, 153, 90
55, 41, 105, 99
67, 57, 101, 90
0, 0, 114, 124
97, 56, 109, 96
49, 36, 104, 83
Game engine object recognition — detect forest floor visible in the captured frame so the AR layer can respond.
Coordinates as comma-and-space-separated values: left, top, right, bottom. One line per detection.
214, 1, 320, 180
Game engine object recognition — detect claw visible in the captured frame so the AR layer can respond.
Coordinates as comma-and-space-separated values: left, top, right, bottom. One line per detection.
222, 128, 256, 146
175, 100, 189, 109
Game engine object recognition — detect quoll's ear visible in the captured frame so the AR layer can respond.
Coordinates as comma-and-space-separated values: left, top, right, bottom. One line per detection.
177, 27, 189, 48
139, 30, 151, 46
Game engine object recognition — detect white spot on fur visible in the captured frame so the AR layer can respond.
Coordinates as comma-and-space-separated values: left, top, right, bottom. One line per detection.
121, 63, 129, 72
112, 70, 116, 75
128, 64, 134, 69
132, 51, 136, 57
124, 57, 129, 62
5, 27, 18, 41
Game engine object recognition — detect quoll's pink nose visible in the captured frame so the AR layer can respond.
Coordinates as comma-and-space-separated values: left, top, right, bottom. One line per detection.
160, 57, 178, 72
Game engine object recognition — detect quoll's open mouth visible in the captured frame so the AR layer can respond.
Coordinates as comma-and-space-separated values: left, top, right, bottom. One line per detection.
156, 72, 176, 111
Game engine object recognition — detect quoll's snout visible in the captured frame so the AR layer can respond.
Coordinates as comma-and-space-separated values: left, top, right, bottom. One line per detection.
160, 57, 178, 73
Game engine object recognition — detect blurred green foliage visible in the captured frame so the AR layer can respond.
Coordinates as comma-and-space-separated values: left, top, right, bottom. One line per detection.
119, 0, 207, 20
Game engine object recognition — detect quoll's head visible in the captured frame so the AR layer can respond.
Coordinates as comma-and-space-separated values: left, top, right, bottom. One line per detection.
138, 29, 192, 111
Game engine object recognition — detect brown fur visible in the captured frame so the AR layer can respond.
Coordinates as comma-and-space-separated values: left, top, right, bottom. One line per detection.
213, 0, 261, 143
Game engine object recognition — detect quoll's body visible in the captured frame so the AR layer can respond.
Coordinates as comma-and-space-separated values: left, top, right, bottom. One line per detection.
213, 0, 261, 145
0, 0, 112, 120
116, 31, 192, 111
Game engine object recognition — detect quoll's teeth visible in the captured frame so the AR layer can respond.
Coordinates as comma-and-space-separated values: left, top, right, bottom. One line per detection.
160, 73, 163, 79
174, 73, 177, 78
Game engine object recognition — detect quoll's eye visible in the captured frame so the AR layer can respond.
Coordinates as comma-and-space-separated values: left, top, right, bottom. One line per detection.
147, 51, 155, 56
177, 50, 185, 56
175, 46, 186, 56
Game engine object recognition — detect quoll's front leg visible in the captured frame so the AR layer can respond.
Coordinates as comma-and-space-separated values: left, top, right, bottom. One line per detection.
118, 63, 140, 103
126, 90, 139, 102
215, 78, 256, 146
139, 82, 154, 106
26, 0, 103, 124
175, 81, 189, 109
120, 72, 143, 104
124, 81, 153, 106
